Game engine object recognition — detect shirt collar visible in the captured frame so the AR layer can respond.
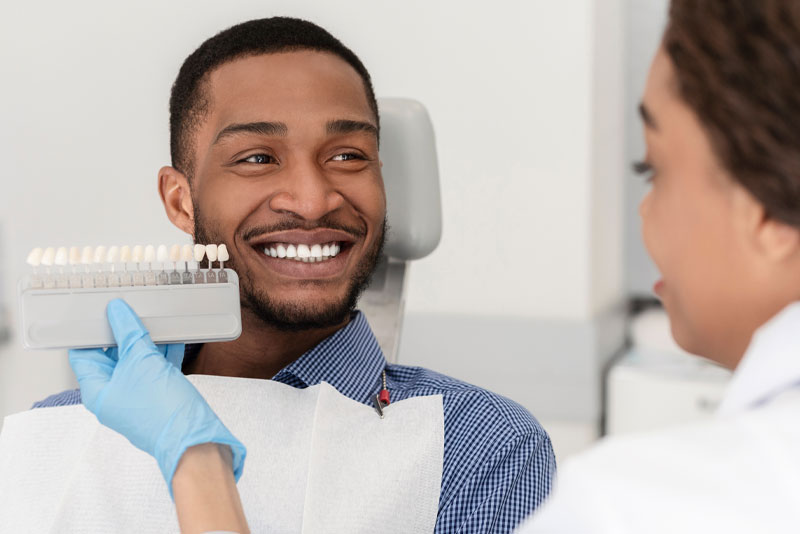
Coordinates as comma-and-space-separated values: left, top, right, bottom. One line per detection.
272, 311, 387, 404
718, 302, 800, 416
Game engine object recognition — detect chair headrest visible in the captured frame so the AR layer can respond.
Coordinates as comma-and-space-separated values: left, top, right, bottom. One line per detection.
378, 98, 442, 261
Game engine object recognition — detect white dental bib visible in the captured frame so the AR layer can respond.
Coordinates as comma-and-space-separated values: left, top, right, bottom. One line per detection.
0, 375, 444, 533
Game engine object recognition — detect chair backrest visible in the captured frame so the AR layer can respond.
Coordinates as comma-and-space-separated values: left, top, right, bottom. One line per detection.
360, 98, 442, 362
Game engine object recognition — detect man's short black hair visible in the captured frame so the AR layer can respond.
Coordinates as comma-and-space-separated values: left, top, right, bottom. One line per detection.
169, 17, 379, 178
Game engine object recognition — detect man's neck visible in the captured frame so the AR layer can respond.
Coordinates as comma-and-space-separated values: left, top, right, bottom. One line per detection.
184, 310, 350, 379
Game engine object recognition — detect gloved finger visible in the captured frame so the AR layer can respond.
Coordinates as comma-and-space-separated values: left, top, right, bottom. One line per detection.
106, 298, 155, 358
163, 343, 186, 369
68, 348, 116, 409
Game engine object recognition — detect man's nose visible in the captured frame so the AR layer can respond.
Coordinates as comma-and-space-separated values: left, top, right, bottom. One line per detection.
269, 160, 345, 221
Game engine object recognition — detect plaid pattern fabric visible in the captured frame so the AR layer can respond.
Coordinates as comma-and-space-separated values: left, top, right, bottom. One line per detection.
34, 311, 555, 533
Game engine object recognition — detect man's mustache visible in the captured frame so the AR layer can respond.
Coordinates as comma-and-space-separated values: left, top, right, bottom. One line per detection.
240, 217, 367, 243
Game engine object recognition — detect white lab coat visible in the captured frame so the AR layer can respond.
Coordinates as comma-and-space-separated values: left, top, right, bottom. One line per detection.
517, 303, 800, 534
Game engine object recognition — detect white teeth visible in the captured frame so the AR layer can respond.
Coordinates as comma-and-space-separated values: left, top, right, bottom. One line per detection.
107, 246, 120, 264
94, 246, 107, 264
269, 248, 277, 257
205, 244, 218, 262
55, 247, 68, 266
297, 244, 310, 258
132, 245, 144, 263
263, 242, 342, 262
41, 247, 56, 267
277, 245, 286, 258
69, 246, 81, 265
310, 244, 322, 259
181, 244, 193, 263
27, 247, 44, 267
169, 244, 181, 263
193, 244, 206, 263
286, 244, 297, 258
322, 244, 331, 257
156, 245, 169, 263
81, 246, 94, 265
144, 245, 156, 263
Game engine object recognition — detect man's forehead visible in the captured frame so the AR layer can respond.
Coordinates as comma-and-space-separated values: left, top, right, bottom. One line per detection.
204, 50, 374, 127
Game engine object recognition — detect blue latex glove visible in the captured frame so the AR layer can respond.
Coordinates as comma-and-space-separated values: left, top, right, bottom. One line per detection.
68, 298, 246, 497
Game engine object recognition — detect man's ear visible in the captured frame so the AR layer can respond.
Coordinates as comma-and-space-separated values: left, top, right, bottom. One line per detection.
158, 166, 195, 237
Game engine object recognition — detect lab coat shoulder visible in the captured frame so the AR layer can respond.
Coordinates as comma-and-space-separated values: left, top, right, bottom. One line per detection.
516, 392, 800, 534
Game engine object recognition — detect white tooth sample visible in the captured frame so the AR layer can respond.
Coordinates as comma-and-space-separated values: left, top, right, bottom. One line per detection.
297, 244, 310, 258
93, 246, 107, 264
205, 244, 218, 262
193, 244, 206, 262
26, 247, 44, 267
120, 245, 132, 263
54, 247, 68, 266
156, 245, 169, 263
277, 244, 287, 258
269, 248, 277, 258
181, 244, 193, 262
106, 246, 120, 264
322, 244, 331, 257
41, 247, 56, 266
144, 245, 156, 263
285, 244, 297, 258
169, 244, 181, 262
132, 245, 144, 263
81, 246, 94, 265
310, 244, 322, 259
68, 246, 81, 265
218, 244, 230, 262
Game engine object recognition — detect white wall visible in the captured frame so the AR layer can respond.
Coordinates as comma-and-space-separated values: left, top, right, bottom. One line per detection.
0, 0, 628, 460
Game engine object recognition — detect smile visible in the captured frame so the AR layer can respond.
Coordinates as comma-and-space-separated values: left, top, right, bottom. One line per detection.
261, 242, 344, 262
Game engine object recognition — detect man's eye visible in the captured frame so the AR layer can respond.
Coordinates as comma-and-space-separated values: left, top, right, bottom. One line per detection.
241, 154, 275, 164
331, 153, 364, 162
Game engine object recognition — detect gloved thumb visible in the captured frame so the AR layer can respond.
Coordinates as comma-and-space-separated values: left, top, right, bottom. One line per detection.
68, 348, 115, 410
106, 298, 155, 359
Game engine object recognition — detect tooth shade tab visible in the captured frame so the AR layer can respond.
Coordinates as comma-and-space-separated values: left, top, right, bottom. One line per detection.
41, 247, 56, 267
81, 246, 94, 265
107, 246, 120, 264
156, 245, 169, 263
68, 247, 81, 265
132, 245, 144, 263
169, 244, 181, 262
181, 244, 194, 262
218, 244, 230, 262
144, 245, 156, 263
206, 244, 218, 262
27, 248, 44, 267
193, 244, 206, 262
93, 246, 107, 264
120, 245, 132, 263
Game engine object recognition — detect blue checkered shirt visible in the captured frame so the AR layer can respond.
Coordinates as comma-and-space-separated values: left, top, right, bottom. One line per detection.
34, 311, 555, 532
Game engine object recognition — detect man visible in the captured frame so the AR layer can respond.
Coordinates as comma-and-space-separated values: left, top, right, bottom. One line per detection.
35, 17, 555, 532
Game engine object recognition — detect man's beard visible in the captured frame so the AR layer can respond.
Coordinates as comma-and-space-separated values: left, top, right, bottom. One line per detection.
193, 209, 387, 332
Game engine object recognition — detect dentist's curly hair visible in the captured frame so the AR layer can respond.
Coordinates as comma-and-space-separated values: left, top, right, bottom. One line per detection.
665, 0, 800, 226
169, 17, 379, 180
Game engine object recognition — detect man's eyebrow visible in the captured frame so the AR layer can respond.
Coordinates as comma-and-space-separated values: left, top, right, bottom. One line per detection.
326, 119, 378, 138
638, 103, 659, 131
213, 121, 289, 144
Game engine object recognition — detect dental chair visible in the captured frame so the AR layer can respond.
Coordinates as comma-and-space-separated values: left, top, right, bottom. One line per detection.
359, 99, 442, 363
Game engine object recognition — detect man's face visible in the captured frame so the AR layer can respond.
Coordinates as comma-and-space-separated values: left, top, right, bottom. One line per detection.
187, 51, 386, 330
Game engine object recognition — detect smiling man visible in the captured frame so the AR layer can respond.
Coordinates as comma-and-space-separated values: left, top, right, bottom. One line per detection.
34, 17, 555, 532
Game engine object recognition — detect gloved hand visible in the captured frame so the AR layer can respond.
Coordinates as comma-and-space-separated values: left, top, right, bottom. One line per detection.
68, 298, 246, 497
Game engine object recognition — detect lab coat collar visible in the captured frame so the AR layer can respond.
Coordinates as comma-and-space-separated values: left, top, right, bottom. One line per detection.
274, 310, 387, 404
718, 301, 800, 416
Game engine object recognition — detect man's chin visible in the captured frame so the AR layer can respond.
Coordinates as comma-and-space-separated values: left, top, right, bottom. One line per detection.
242, 292, 355, 332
